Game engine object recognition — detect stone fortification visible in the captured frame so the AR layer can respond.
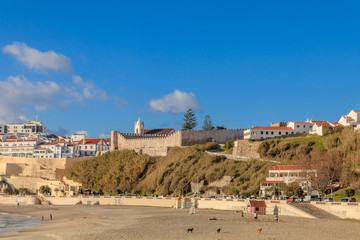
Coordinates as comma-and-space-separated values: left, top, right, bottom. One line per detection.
0, 155, 89, 180
111, 129, 245, 156
232, 140, 261, 159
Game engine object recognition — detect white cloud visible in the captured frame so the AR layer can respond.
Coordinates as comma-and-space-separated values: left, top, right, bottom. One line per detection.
149, 90, 201, 113
0, 75, 113, 123
98, 133, 110, 138
72, 75, 108, 100
75, 130, 88, 136
2, 42, 73, 74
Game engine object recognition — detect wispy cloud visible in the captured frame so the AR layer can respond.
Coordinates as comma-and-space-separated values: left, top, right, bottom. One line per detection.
149, 90, 201, 113
3, 42, 73, 74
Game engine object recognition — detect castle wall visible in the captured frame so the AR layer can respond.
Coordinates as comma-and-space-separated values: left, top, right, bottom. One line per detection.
111, 129, 245, 156
111, 131, 182, 156
233, 140, 261, 159
181, 129, 245, 145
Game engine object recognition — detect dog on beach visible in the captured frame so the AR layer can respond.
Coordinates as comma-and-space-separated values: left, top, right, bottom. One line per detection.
256, 228, 262, 233
187, 228, 194, 233
217, 228, 221, 233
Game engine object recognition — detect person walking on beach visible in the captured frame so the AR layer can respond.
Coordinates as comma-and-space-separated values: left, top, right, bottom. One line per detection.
275, 215, 278, 222
42, 216, 44, 221
254, 212, 257, 220
50, 214, 52, 220
241, 211, 244, 218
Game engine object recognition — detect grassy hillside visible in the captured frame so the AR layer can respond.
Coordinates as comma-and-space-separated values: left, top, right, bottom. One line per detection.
65, 143, 275, 196
257, 127, 360, 189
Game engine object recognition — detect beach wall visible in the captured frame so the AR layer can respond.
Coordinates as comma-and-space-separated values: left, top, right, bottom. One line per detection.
0, 195, 36, 205
39, 196, 314, 218
310, 201, 360, 219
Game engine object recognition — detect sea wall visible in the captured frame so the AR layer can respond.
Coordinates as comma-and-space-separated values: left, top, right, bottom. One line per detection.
0, 195, 36, 205
310, 201, 360, 219
36, 196, 314, 218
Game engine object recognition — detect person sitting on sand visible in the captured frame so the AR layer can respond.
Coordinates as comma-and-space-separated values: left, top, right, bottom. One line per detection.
254, 212, 257, 220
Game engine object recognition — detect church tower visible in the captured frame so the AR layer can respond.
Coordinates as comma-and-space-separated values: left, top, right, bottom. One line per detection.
134, 118, 144, 135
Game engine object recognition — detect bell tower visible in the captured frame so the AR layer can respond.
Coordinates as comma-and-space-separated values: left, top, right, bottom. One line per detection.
134, 118, 144, 135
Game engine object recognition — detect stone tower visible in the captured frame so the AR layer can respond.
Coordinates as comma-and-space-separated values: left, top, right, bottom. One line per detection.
134, 118, 144, 135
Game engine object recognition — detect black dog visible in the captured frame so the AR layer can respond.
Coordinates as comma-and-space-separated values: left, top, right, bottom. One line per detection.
217, 228, 221, 233
187, 228, 194, 233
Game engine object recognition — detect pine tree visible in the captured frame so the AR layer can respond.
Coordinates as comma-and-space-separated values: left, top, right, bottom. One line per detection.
182, 109, 197, 130
202, 115, 214, 131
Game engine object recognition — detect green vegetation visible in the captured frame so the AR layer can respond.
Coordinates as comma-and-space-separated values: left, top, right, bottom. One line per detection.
202, 115, 214, 131
182, 109, 197, 130
324, 188, 360, 201
65, 144, 274, 196
258, 127, 360, 192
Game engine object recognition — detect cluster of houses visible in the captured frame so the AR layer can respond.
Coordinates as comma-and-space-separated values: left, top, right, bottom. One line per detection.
0, 118, 110, 158
245, 109, 360, 140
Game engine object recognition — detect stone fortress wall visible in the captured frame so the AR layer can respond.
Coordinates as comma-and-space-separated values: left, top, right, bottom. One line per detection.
0, 155, 89, 194
111, 129, 245, 156
232, 140, 261, 159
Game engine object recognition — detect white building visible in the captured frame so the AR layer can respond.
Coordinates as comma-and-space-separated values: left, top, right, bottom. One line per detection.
4, 119, 46, 135
77, 138, 109, 157
287, 121, 314, 134
0, 139, 41, 158
260, 165, 317, 198
244, 126, 294, 140
338, 110, 360, 127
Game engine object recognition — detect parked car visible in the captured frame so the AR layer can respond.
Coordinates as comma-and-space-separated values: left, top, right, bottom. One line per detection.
209, 196, 216, 199
341, 198, 349, 202
349, 198, 357, 202
314, 197, 322, 201
323, 198, 334, 202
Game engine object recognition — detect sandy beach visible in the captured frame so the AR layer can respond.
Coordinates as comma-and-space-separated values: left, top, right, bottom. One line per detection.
1, 204, 360, 239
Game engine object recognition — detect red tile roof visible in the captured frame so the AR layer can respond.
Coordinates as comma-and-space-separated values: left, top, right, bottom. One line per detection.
78, 138, 104, 145
345, 116, 355, 121
249, 200, 266, 208
270, 165, 316, 171
311, 121, 330, 126
144, 128, 174, 135
252, 126, 293, 130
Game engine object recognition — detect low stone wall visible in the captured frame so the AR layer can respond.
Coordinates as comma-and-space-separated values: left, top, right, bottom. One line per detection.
40, 196, 314, 218
233, 140, 260, 159
310, 201, 360, 219
0, 195, 36, 205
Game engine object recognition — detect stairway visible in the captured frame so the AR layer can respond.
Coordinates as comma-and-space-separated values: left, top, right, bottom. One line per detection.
37, 194, 52, 205
292, 203, 339, 219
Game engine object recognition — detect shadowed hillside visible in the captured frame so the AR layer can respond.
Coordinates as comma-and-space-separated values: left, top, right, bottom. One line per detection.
65, 143, 274, 196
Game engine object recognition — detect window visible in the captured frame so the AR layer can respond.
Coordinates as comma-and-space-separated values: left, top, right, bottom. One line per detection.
271, 132, 274, 135
297, 125, 299, 128
85, 146, 87, 149
260, 131, 263, 134
279, 132, 281, 135
266, 131, 268, 135
286, 132, 288, 135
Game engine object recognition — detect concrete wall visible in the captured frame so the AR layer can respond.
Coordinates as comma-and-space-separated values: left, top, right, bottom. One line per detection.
0, 195, 36, 205
310, 201, 360, 219
233, 140, 261, 159
38, 196, 314, 218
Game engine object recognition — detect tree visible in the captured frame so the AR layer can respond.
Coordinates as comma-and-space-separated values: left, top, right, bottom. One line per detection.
345, 188, 355, 197
202, 115, 214, 131
182, 109, 197, 130
39, 185, 51, 195
215, 125, 226, 130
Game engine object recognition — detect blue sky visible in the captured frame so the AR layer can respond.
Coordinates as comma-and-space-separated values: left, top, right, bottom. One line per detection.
0, 1, 359, 137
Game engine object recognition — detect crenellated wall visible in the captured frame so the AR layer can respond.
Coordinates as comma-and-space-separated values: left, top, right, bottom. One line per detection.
111, 129, 245, 156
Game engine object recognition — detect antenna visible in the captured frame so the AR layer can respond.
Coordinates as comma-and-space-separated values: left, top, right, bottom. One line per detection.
34, 114, 38, 121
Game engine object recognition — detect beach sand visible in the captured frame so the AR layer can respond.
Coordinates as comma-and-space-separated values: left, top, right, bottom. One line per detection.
1, 204, 360, 239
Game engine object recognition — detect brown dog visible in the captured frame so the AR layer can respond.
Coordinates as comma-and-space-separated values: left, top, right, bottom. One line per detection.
256, 228, 262, 233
